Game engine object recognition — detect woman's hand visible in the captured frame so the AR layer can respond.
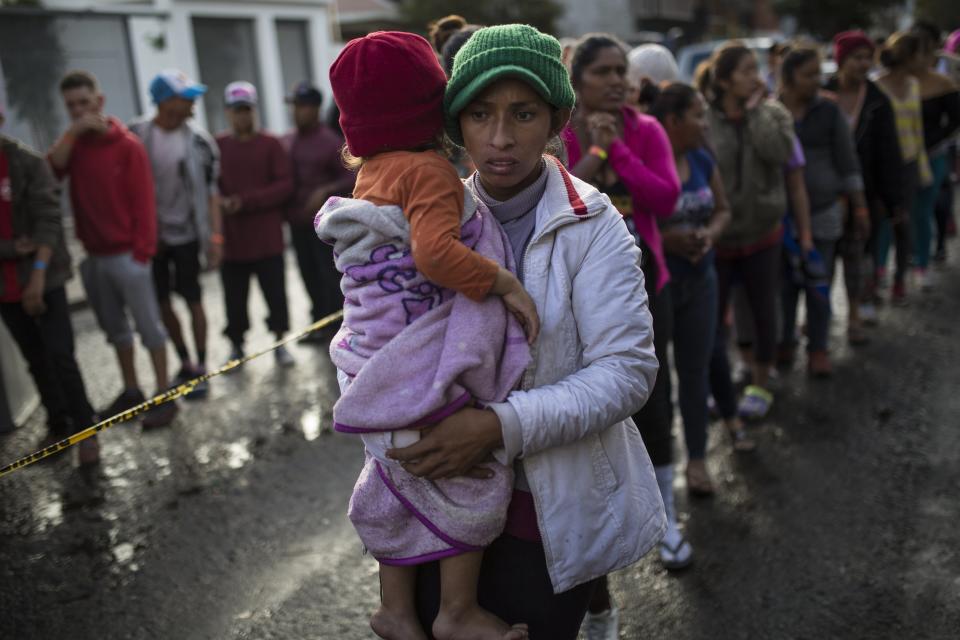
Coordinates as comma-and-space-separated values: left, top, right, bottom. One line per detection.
662, 227, 705, 263
587, 112, 618, 150
387, 408, 505, 481
14, 237, 37, 256
492, 268, 540, 344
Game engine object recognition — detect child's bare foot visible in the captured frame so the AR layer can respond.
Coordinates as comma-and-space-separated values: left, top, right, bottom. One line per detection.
432, 603, 528, 640
370, 605, 428, 640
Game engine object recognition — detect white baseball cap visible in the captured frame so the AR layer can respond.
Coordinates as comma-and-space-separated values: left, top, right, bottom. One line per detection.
224, 81, 258, 107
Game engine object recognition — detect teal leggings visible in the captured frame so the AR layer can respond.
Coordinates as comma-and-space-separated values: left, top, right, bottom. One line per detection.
875, 161, 918, 285
911, 154, 949, 270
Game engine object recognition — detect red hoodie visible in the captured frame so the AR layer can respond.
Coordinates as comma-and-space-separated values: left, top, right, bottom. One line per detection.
51, 117, 156, 262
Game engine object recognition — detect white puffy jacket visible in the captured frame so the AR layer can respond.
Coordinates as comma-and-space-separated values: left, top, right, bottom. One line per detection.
337, 157, 665, 594
485, 158, 665, 594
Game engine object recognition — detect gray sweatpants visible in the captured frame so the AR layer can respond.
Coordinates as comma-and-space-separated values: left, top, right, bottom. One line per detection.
80, 253, 167, 350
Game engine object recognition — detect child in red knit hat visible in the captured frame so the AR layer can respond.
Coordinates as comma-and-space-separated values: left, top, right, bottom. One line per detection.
317, 31, 535, 640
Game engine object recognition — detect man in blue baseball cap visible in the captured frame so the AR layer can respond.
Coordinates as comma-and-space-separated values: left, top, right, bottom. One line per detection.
129, 69, 223, 398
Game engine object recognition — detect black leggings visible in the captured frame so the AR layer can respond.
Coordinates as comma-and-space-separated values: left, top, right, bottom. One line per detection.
633, 257, 673, 467
414, 535, 595, 639
715, 242, 781, 367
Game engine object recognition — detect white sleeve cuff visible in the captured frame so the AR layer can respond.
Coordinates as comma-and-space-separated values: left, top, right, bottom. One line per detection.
488, 401, 523, 466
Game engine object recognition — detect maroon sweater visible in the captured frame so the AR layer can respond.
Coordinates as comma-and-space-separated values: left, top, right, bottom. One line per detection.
216, 132, 293, 262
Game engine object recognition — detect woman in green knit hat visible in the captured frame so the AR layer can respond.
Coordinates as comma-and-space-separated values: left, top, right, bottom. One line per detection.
389, 24, 666, 639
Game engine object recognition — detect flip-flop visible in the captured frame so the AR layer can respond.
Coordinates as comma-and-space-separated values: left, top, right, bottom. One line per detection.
659, 537, 693, 571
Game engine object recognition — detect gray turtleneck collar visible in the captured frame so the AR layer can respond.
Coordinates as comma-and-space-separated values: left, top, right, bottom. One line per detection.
470, 160, 548, 281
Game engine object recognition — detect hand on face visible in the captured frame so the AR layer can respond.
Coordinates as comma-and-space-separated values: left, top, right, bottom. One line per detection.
71, 112, 109, 136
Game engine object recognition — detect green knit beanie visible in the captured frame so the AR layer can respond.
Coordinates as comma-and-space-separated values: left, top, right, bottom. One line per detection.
444, 24, 575, 145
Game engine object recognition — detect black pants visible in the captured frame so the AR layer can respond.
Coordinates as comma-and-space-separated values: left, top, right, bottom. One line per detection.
0, 286, 95, 436
715, 242, 781, 366
633, 257, 673, 467
290, 222, 343, 322
220, 255, 290, 346
414, 535, 595, 640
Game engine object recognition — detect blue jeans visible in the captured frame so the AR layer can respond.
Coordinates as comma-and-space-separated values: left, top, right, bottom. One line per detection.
912, 154, 949, 269
781, 238, 837, 353
667, 257, 718, 460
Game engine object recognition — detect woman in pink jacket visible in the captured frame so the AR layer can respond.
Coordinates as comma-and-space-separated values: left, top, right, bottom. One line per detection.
561, 32, 682, 636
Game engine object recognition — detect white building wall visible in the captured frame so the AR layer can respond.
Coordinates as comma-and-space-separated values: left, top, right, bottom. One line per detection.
28, 0, 335, 134
555, 0, 635, 40
128, 15, 182, 121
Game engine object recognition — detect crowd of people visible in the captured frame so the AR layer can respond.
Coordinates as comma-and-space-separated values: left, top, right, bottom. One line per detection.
0, 12, 958, 640
2, 68, 355, 465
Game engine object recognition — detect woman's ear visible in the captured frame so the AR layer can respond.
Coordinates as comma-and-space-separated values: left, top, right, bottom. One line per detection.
551, 107, 573, 135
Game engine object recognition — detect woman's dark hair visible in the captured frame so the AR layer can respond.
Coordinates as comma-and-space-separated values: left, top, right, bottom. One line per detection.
702, 41, 754, 106
441, 25, 481, 76
880, 31, 928, 69
649, 82, 699, 124
636, 79, 662, 110
780, 45, 820, 87
568, 33, 628, 86
911, 20, 942, 49
427, 14, 467, 54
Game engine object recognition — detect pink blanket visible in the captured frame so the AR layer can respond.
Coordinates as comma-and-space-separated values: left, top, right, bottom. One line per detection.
314, 192, 530, 564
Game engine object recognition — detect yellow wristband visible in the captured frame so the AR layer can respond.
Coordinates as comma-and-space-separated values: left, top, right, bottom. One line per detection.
589, 145, 608, 161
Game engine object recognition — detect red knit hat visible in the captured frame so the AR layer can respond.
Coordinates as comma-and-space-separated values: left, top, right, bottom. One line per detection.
834, 31, 875, 69
330, 31, 447, 158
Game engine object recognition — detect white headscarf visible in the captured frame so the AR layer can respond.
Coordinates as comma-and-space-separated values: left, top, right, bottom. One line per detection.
627, 44, 680, 88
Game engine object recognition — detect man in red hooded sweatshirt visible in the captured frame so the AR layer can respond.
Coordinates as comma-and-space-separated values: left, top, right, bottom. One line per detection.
48, 70, 177, 429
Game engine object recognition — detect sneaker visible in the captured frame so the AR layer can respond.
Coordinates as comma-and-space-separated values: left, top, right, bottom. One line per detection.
184, 366, 209, 401
777, 343, 797, 368
78, 436, 100, 467
859, 303, 879, 326
875, 266, 888, 288
808, 350, 833, 378
274, 345, 295, 368
738, 385, 773, 421
173, 365, 193, 386
223, 345, 245, 373
913, 268, 930, 292
300, 329, 330, 345
584, 607, 619, 640
102, 388, 146, 419
891, 281, 908, 306
142, 400, 179, 430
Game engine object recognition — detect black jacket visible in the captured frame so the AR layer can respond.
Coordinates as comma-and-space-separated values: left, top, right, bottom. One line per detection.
824, 77, 904, 215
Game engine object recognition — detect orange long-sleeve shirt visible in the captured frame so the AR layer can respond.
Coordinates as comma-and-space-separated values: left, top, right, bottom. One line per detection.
353, 150, 498, 301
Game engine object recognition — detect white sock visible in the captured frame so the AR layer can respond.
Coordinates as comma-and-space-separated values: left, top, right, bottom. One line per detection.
654, 464, 677, 526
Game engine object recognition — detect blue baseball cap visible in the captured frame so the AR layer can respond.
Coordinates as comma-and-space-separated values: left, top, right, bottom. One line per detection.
150, 69, 207, 104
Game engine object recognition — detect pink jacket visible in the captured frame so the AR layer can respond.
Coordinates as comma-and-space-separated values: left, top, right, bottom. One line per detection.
562, 107, 680, 291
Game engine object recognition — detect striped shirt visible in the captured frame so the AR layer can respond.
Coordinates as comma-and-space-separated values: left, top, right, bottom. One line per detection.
881, 77, 933, 186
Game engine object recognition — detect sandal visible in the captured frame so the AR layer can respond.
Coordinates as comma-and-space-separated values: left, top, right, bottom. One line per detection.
685, 460, 715, 497
659, 535, 694, 571
738, 385, 773, 421
726, 422, 756, 453
847, 325, 870, 346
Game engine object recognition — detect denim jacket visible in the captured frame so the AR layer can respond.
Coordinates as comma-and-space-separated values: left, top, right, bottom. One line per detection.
128, 117, 219, 254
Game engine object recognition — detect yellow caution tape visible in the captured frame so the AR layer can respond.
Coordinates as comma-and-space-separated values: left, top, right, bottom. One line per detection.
0, 311, 343, 479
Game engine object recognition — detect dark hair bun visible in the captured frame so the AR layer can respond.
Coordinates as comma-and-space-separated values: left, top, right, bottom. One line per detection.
879, 47, 897, 68
428, 15, 468, 53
